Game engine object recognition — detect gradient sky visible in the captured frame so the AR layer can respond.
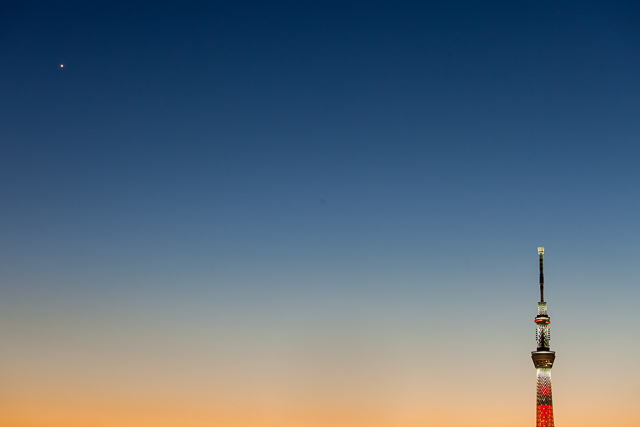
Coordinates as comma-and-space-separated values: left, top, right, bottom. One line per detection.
2, 2, 640, 426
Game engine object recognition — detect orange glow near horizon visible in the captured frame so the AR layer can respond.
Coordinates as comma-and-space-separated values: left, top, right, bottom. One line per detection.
4, 371, 640, 427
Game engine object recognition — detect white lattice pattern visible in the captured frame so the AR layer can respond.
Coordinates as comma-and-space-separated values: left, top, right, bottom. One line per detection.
538, 302, 548, 316
536, 368, 553, 405
536, 323, 550, 349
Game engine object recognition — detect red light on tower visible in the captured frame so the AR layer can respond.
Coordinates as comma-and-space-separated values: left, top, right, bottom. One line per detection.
532, 247, 556, 427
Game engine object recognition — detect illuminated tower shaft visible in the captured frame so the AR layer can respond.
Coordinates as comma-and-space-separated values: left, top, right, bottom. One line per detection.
532, 247, 555, 427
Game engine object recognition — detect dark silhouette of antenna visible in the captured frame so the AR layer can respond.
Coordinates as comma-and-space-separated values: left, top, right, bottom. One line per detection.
539, 247, 545, 302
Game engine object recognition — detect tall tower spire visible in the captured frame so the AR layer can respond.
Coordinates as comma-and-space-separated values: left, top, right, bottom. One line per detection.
532, 247, 556, 427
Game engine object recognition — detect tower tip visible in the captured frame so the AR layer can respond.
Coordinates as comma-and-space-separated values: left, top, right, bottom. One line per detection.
538, 247, 544, 255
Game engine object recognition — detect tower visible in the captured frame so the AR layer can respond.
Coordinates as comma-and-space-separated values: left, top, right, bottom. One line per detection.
532, 247, 555, 427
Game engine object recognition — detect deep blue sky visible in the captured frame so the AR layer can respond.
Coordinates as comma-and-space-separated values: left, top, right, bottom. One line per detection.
2, 1, 640, 300
1, 3, 640, 424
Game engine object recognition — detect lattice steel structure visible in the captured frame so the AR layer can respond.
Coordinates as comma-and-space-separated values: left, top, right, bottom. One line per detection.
532, 247, 556, 427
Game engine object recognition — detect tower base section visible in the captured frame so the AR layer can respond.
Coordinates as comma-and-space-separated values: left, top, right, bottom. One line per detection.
537, 404, 554, 427
535, 368, 554, 427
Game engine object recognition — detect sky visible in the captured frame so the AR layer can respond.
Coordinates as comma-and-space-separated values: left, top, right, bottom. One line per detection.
1, 1, 640, 426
